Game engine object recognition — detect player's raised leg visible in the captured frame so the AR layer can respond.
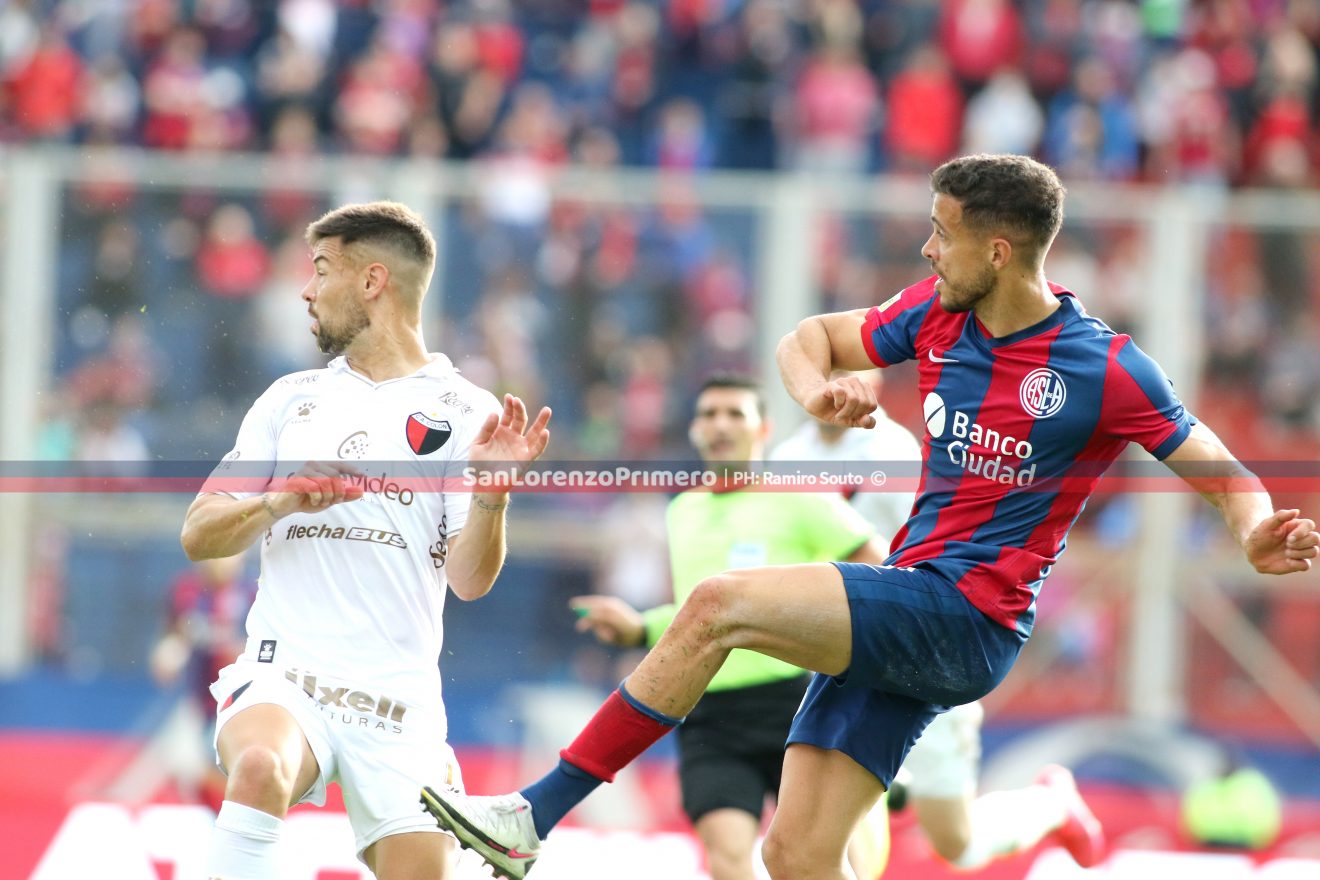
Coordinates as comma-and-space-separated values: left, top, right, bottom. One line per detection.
208, 703, 320, 880
761, 744, 887, 880
420, 563, 854, 877
625, 563, 854, 714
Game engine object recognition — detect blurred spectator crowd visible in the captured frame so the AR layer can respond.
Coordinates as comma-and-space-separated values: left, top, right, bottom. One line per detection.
14, 0, 1320, 464
2, 0, 1319, 185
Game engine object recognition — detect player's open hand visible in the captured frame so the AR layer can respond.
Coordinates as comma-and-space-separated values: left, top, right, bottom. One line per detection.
267, 461, 366, 516
469, 394, 552, 476
1244, 509, 1319, 574
804, 375, 878, 429
570, 595, 646, 648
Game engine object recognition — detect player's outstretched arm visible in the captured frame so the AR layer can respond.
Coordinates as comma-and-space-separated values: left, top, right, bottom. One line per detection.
181, 461, 366, 560
569, 595, 646, 647
447, 394, 552, 600
777, 309, 880, 429
1164, 423, 1318, 574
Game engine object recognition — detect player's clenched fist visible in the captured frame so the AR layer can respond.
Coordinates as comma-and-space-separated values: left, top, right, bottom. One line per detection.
266, 461, 366, 516
1245, 509, 1320, 574
805, 375, 879, 429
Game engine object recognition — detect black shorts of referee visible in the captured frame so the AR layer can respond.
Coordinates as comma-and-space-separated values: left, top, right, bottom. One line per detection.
676, 673, 811, 823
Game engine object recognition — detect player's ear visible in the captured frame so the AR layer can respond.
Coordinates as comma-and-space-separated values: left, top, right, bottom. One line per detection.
989, 236, 1013, 270
362, 261, 389, 300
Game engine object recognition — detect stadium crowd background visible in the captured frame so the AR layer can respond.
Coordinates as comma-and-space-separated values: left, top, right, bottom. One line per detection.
6, 0, 1320, 182
3, 2, 1320, 873
9, 0, 1320, 456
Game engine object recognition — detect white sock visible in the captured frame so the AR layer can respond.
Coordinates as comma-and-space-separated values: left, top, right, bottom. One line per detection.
952, 785, 1066, 870
206, 800, 283, 880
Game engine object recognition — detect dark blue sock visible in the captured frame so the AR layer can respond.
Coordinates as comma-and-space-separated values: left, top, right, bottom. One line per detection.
519, 759, 603, 840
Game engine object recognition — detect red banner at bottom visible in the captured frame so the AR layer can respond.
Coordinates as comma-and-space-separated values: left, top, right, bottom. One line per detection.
5, 734, 1320, 880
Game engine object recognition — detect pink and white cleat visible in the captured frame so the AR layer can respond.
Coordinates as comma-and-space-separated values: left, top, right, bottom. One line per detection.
420, 787, 541, 879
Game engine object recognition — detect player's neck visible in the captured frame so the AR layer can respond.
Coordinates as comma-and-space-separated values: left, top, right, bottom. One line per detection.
705, 459, 761, 492
343, 322, 431, 382
973, 272, 1057, 339
816, 424, 847, 445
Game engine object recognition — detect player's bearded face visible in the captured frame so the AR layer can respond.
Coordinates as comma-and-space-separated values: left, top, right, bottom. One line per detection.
925, 194, 997, 313
316, 295, 371, 355
935, 261, 996, 313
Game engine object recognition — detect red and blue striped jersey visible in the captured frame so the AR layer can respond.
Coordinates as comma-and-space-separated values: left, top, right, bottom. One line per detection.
862, 276, 1195, 636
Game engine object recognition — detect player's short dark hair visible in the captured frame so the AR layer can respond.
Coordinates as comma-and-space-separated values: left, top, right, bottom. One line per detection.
930, 154, 1066, 255
305, 201, 436, 268
697, 374, 766, 417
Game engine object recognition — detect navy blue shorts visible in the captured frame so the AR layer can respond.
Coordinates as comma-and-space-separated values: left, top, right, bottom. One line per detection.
786, 562, 1025, 788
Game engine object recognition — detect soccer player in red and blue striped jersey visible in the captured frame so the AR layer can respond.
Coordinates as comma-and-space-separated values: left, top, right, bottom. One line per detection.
857, 270, 1191, 640
420, 155, 1318, 880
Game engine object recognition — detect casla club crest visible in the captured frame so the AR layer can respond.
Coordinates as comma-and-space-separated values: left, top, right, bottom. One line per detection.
406, 413, 452, 455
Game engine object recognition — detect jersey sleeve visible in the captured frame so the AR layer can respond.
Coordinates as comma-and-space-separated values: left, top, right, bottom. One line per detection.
799, 492, 875, 560
442, 389, 503, 532
1104, 337, 1197, 459
860, 281, 939, 367
199, 386, 281, 499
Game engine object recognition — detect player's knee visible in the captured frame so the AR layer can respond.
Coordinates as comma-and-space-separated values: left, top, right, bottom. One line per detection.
677, 575, 744, 647
915, 799, 973, 863
227, 744, 297, 805
928, 829, 970, 864
763, 829, 842, 880
704, 845, 748, 880
760, 832, 790, 879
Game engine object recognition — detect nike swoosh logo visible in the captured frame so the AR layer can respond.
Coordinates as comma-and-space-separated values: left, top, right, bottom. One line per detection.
928, 350, 959, 363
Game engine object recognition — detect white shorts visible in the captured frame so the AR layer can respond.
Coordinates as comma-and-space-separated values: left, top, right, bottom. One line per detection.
898, 700, 984, 799
211, 661, 464, 860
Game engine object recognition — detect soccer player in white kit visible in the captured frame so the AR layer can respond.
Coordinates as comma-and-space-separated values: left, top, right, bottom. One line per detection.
180, 201, 551, 880
772, 372, 1104, 872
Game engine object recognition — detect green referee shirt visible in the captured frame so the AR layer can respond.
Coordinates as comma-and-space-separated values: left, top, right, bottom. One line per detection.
641, 487, 875, 692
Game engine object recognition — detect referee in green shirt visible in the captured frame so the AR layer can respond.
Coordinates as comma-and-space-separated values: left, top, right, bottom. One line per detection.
573, 376, 889, 880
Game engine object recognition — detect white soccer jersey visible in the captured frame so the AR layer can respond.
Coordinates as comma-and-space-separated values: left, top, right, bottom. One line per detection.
203, 353, 500, 723
769, 409, 922, 547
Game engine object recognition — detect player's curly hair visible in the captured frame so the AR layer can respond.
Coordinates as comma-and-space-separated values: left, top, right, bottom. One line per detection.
930, 155, 1065, 257
305, 201, 436, 268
